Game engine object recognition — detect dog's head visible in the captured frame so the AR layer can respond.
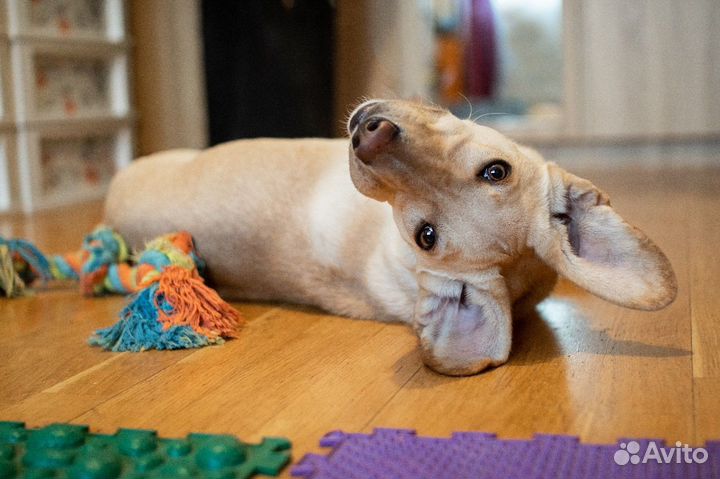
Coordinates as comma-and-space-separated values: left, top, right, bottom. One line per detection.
347, 99, 677, 375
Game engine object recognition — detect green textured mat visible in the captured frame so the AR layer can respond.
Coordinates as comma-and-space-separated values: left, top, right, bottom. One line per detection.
0, 421, 291, 478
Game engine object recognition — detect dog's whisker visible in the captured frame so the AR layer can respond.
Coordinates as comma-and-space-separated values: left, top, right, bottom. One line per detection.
459, 93, 473, 121
472, 112, 509, 123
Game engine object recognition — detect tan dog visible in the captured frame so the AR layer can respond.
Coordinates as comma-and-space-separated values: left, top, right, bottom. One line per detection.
104, 99, 677, 375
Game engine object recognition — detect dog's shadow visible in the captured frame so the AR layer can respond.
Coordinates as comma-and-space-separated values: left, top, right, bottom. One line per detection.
510, 298, 690, 366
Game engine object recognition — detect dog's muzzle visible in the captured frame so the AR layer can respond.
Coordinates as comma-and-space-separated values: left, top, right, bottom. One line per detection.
349, 103, 399, 165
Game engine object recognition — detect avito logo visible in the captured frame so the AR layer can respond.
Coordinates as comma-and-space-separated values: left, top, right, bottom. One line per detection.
614, 441, 708, 466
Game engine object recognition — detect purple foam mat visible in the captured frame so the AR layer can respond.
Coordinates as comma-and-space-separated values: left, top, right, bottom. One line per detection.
292, 429, 720, 479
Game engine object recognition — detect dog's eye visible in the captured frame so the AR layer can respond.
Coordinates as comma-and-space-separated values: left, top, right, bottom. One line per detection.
482, 160, 511, 182
415, 223, 436, 251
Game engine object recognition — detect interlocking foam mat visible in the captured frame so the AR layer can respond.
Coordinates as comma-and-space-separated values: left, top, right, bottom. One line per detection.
0, 421, 291, 478
291, 428, 719, 479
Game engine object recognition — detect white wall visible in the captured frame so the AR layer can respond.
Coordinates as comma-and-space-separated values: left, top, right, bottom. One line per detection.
564, 0, 720, 139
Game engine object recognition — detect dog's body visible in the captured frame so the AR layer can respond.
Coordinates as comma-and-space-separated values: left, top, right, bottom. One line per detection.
106, 138, 422, 321
105, 100, 676, 375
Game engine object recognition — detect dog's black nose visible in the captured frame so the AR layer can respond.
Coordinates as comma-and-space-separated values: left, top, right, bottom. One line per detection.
351, 117, 399, 164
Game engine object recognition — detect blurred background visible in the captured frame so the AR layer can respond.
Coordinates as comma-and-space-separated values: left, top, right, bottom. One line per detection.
0, 0, 718, 212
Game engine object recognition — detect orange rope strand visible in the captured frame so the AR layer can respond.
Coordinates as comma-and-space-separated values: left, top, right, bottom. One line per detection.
155, 266, 242, 339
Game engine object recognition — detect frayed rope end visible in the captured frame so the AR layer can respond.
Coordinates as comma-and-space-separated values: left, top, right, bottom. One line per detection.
89, 278, 243, 352
155, 266, 241, 339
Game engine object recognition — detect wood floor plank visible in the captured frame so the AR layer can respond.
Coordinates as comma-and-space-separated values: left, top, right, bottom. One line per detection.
251, 322, 421, 457
694, 377, 720, 443
70, 308, 382, 439
0, 303, 278, 421
687, 170, 720, 446
0, 296, 128, 405
689, 172, 720, 378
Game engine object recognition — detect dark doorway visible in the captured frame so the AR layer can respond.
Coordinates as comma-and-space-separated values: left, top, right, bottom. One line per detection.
202, 0, 335, 144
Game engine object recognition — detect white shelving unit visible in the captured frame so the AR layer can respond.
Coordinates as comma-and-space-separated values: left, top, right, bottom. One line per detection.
0, 0, 132, 212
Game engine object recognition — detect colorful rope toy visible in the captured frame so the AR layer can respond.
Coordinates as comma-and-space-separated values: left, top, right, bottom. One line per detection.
0, 226, 242, 351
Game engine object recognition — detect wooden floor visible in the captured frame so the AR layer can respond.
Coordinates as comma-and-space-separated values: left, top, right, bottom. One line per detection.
1, 165, 719, 475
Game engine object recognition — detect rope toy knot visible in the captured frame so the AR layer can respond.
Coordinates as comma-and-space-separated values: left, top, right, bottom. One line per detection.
1, 226, 243, 351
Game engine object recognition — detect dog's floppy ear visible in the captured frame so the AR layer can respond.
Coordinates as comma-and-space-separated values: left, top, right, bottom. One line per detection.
531, 164, 677, 310
413, 271, 512, 376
